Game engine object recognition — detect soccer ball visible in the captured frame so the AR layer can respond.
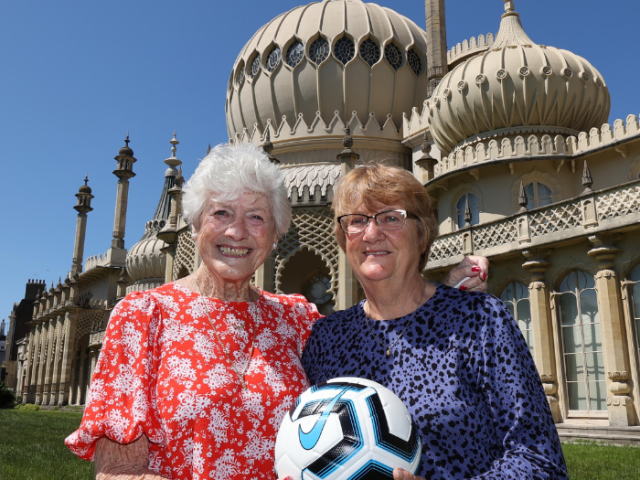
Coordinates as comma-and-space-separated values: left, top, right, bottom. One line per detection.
274, 377, 422, 480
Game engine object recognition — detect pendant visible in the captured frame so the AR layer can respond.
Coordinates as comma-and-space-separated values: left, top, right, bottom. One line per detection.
386, 348, 391, 357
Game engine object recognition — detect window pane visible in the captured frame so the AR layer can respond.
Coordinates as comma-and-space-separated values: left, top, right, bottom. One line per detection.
580, 290, 599, 325
589, 380, 607, 411
631, 266, 640, 282
563, 326, 583, 354
560, 272, 577, 293
505, 302, 515, 318
632, 282, 640, 320
517, 300, 531, 330
559, 294, 578, 325
586, 352, 605, 381
582, 322, 602, 352
568, 382, 588, 410
500, 283, 514, 302
537, 183, 553, 207
565, 354, 585, 382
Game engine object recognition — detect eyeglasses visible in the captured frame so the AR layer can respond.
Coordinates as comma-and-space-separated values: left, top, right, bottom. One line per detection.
337, 210, 415, 234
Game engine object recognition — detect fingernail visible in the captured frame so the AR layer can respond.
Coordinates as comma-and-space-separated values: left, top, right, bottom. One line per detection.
472, 266, 481, 272
481, 273, 487, 281
460, 285, 468, 291
395, 470, 405, 480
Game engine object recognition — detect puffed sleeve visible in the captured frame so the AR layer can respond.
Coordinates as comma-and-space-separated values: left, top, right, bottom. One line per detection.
65, 291, 165, 460
287, 293, 323, 356
472, 295, 568, 480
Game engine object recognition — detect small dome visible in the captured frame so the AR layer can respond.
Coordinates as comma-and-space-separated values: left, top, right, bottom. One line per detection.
119, 145, 134, 156
79, 184, 92, 194
226, 0, 428, 142
428, 1, 611, 155
125, 231, 167, 284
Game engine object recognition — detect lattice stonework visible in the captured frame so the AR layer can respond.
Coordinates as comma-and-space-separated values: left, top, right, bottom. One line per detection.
173, 230, 196, 281
529, 203, 582, 237
274, 207, 339, 296
74, 309, 108, 350
596, 184, 640, 221
473, 219, 518, 251
429, 235, 463, 262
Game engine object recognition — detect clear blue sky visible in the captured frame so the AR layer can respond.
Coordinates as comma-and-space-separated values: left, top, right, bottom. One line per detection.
1, 0, 638, 317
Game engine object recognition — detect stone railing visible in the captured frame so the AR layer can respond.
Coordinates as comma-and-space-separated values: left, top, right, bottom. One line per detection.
432, 115, 640, 180
426, 180, 640, 270
447, 33, 494, 66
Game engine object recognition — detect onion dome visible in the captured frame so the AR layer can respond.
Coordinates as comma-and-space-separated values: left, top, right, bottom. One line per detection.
428, 0, 611, 156
125, 133, 182, 293
118, 133, 134, 157
226, 0, 428, 143
78, 174, 92, 194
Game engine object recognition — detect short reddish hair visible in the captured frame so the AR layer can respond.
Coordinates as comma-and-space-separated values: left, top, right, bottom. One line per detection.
332, 163, 438, 272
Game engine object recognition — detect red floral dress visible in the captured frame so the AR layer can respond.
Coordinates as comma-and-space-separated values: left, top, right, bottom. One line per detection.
65, 282, 321, 480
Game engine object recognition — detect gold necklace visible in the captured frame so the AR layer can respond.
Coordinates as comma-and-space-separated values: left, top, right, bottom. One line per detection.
363, 304, 416, 357
195, 277, 259, 391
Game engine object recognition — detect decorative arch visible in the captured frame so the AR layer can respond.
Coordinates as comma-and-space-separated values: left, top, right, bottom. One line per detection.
511, 168, 562, 209
450, 182, 483, 230
274, 207, 339, 298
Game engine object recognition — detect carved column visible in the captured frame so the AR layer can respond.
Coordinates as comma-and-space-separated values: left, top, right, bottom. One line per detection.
21, 329, 36, 404
58, 310, 77, 406
41, 318, 56, 405
523, 250, 562, 423
588, 236, 636, 426
33, 322, 46, 404
49, 316, 64, 405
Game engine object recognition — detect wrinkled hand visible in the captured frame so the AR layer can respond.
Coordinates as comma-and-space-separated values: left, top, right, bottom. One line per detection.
443, 255, 489, 292
393, 467, 426, 480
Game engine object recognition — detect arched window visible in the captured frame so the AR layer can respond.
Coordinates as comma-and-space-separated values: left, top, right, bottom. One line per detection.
557, 270, 606, 413
500, 282, 533, 356
456, 193, 479, 229
630, 264, 640, 365
524, 181, 553, 209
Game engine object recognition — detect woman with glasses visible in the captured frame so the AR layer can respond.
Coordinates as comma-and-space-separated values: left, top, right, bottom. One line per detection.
66, 145, 486, 480
301, 164, 567, 480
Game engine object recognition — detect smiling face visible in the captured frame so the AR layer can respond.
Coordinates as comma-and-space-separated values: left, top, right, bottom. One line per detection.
194, 192, 278, 285
345, 201, 422, 287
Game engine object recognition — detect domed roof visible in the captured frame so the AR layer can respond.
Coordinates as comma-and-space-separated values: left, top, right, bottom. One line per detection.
125, 228, 167, 283
428, 0, 611, 156
226, 0, 428, 143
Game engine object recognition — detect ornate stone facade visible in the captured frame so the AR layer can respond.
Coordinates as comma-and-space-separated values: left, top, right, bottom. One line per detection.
3, 0, 639, 436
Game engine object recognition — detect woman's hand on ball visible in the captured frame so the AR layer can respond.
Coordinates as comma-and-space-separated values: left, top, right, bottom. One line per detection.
393, 468, 425, 480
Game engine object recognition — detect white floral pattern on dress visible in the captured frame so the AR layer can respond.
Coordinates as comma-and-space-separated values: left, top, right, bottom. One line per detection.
65, 282, 320, 480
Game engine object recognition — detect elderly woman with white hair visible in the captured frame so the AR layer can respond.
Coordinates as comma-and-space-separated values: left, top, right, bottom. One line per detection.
65, 144, 487, 480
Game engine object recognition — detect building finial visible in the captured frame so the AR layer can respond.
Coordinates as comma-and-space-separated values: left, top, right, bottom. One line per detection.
261, 128, 280, 164
464, 196, 472, 227
125, 132, 130, 147
518, 181, 528, 211
164, 131, 182, 171
84, 174, 89, 186
503, 0, 515, 14
582, 160, 594, 193
170, 131, 179, 158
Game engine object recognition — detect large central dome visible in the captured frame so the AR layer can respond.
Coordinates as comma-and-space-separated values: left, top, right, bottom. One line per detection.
226, 0, 428, 143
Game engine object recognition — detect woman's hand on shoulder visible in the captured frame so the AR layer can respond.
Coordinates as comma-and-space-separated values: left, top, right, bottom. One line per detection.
443, 255, 489, 292
393, 468, 425, 480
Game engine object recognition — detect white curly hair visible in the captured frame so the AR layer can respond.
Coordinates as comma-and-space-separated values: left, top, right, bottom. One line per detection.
182, 144, 291, 235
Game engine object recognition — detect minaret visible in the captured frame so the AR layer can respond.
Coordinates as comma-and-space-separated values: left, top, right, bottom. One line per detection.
71, 175, 94, 275
111, 134, 137, 249
425, 0, 448, 96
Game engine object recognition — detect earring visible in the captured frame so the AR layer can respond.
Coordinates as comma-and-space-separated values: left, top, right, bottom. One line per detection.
272, 242, 277, 250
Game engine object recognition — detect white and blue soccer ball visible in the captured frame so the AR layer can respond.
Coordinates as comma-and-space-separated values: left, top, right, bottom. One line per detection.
274, 377, 422, 480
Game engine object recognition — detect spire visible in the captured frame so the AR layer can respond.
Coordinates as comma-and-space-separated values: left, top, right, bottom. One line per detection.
464, 196, 472, 227
261, 129, 280, 164
112, 134, 137, 249
425, 0, 448, 96
493, 0, 535, 49
518, 181, 528, 211
72, 174, 94, 275
164, 131, 182, 171
582, 160, 594, 194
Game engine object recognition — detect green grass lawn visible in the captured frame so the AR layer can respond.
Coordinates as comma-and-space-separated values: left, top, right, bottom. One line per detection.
0, 409, 93, 480
1, 408, 640, 479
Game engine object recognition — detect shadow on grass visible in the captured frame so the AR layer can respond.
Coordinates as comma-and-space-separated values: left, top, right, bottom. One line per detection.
0, 409, 93, 480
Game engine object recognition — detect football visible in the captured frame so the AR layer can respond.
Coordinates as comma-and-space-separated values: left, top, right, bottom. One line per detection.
274, 377, 422, 480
